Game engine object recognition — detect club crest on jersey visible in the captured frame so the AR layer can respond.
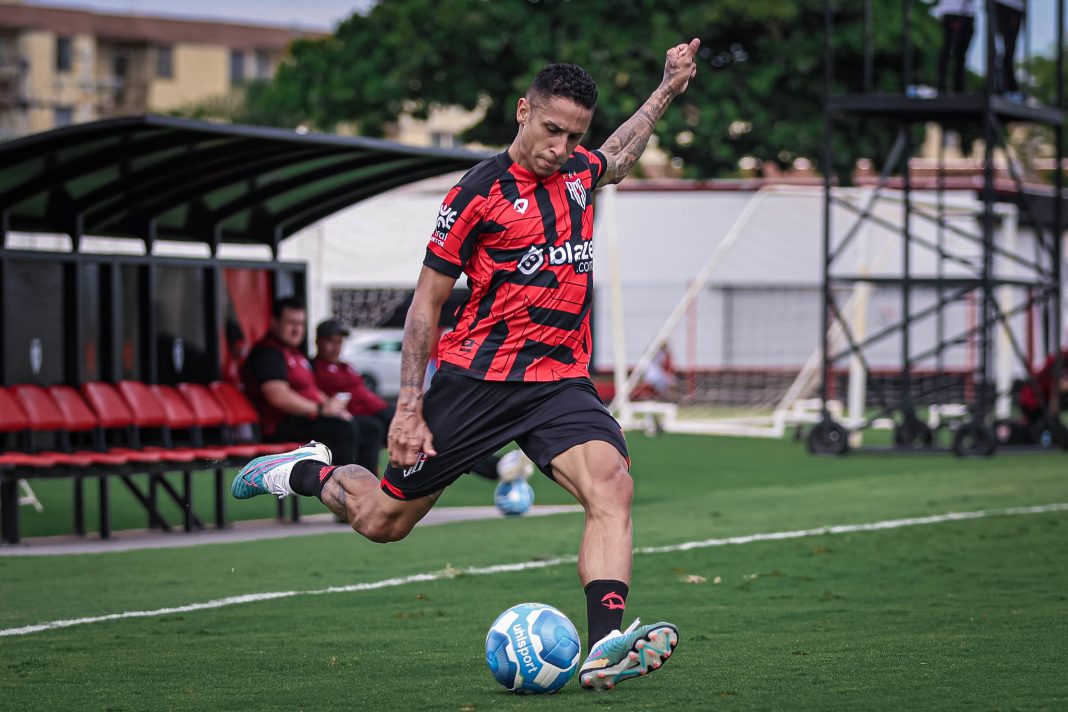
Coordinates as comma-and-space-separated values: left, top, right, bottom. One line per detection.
513, 198, 529, 214
436, 203, 457, 230
565, 177, 587, 209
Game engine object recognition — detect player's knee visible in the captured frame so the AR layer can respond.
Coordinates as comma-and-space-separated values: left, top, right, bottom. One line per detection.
605, 465, 633, 508
585, 463, 632, 512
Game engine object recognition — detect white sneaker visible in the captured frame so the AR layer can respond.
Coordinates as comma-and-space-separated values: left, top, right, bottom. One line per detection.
496, 450, 534, 483
231, 441, 332, 499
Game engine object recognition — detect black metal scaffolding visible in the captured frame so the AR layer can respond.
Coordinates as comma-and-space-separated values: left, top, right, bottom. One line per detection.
810, 0, 1065, 455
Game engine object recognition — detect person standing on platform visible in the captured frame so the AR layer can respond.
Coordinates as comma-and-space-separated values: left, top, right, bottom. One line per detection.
934, 0, 976, 94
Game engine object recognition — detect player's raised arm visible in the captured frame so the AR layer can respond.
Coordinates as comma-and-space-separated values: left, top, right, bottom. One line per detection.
598, 38, 700, 186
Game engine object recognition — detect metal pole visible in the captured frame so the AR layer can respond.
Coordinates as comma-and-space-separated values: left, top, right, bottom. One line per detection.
978, 0, 998, 420
1051, 0, 1065, 419
821, 0, 835, 414
902, 125, 914, 417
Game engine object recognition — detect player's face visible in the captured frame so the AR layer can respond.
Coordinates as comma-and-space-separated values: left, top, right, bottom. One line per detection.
272, 307, 306, 348
515, 94, 593, 178
316, 333, 343, 363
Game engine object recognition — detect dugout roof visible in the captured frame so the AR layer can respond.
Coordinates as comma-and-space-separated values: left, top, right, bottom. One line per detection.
0, 115, 487, 256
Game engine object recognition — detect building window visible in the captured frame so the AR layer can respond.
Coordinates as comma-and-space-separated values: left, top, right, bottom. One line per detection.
55, 36, 72, 72
229, 49, 245, 85
255, 50, 271, 79
54, 106, 73, 127
156, 44, 173, 79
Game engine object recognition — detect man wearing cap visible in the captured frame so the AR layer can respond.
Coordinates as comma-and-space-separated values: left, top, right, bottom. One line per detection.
242, 297, 381, 471
311, 319, 391, 448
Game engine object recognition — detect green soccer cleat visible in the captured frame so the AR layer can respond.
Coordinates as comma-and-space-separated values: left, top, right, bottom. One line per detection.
231, 441, 332, 500
579, 618, 679, 691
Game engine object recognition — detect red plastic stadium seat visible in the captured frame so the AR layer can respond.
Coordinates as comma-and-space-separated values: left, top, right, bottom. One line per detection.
151, 385, 229, 461
117, 381, 169, 428
82, 381, 136, 430
48, 385, 100, 432
10, 384, 66, 431
210, 381, 301, 453
179, 382, 287, 457
81, 381, 157, 462
0, 386, 29, 434
151, 385, 197, 430
0, 389, 58, 469
177, 382, 227, 428
209, 381, 261, 426
11, 385, 129, 467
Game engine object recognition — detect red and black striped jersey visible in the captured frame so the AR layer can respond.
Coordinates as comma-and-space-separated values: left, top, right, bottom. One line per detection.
424, 145, 608, 382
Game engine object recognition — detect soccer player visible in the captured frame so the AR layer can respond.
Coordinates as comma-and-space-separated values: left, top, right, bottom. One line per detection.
233, 38, 701, 690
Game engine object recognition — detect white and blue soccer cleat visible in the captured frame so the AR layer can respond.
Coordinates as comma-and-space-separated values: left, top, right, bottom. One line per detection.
579, 618, 679, 690
231, 441, 332, 500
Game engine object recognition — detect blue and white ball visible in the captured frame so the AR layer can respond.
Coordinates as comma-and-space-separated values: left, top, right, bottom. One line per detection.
485, 602, 581, 694
494, 479, 534, 516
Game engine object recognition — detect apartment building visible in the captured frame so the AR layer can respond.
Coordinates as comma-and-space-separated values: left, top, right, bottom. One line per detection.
0, 1, 323, 138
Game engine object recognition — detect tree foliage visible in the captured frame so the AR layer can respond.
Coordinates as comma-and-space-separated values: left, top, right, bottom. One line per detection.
212, 0, 946, 179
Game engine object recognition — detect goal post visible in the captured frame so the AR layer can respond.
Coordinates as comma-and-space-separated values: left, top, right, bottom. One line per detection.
601, 184, 1012, 439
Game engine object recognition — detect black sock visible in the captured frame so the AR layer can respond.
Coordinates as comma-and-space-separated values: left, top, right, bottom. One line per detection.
584, 579, 629, 651
289, 460, 335, 499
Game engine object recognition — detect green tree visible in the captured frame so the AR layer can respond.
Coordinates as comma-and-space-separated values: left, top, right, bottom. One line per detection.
205, 0, 943, 179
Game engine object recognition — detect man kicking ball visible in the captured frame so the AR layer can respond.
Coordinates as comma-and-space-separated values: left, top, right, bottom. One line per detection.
233, 37, 701, 690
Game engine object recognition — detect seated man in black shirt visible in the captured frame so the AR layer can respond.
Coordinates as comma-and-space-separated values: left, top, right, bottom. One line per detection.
242, 297, 383, 472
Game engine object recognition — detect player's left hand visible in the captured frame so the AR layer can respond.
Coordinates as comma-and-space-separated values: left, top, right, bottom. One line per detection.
663, 38, 700, 96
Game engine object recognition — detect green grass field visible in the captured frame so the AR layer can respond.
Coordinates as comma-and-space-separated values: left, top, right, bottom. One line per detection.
2, 434, 1067, 711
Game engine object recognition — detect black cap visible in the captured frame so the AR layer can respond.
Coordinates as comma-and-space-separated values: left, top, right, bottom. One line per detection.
315, 319, 350, 339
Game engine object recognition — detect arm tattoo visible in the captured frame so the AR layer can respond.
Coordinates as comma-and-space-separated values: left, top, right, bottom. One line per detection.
399, 312, 432, 398
600, 85, 676, 185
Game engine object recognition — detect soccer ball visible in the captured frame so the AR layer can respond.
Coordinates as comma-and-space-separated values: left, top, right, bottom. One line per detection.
496, 449, 534, 483
485, 602, 581, 694
494, 479, 534, 516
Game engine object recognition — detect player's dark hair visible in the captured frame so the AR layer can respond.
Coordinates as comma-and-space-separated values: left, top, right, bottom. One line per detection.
528, 63, 598, 109
272, 295, 305, 319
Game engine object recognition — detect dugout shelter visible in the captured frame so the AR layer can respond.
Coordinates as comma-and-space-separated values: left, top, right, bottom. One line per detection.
0, 115, 484, 543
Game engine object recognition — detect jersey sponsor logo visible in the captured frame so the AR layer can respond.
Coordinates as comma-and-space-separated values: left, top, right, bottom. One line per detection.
402, 452, 428, 478
548, 240, 593, 273
516, 240, 594, 276
430, 229, 448, 247
436, 203, 458, 230
565, 177, 587, 209
517, 244, 545, 275
513, 198, 529, 214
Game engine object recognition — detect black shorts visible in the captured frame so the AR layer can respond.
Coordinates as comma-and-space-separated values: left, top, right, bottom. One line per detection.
380, 372, 629, 500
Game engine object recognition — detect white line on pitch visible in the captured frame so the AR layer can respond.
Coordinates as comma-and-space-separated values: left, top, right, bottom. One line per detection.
2, 502, 1066, 638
